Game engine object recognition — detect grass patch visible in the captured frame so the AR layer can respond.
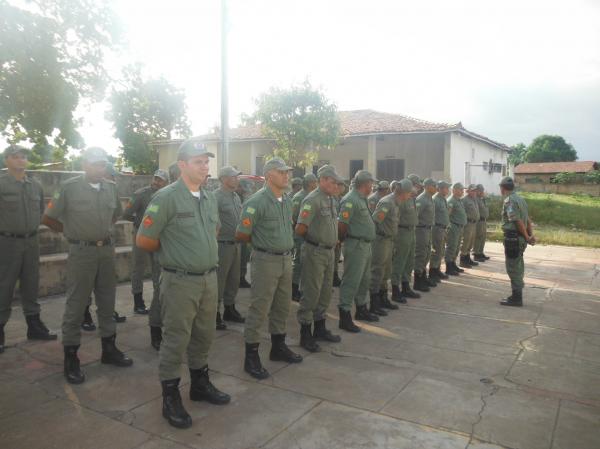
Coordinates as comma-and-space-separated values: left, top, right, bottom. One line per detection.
487, 222, 600, 248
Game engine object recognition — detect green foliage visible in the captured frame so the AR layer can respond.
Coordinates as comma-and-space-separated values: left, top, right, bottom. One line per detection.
245, 80, 340, 169
106, 65, 191, 174
486, 222, 600, 248
550, 172, 579, 184
584, 171, 600, 184
508, 143, 527, 167
0, 0, 120, 161
524, 135, 577, 163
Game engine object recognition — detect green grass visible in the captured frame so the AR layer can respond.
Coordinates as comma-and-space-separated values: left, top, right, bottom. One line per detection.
486, 222, 600, 248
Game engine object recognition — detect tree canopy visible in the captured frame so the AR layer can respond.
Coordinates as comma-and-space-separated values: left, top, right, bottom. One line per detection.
508, 143, 527, 167
244, 81, 340, 169
524, 135, 577, 163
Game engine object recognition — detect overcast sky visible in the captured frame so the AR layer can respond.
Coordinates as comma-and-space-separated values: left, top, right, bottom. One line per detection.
77, 0, 600, 161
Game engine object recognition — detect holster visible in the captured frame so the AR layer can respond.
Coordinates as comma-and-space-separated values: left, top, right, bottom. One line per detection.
503, 230, 520, 259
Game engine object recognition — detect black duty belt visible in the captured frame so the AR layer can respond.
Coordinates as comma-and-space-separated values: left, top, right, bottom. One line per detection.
467, 219, 477, 223
68, 238, 112, 247
435, 223, 448, 228
416, 225, 432, 229
347, 235, 372, 243
218, 240, 237, 245
254, 247, 292, 256
0, 231, 38, 239
163, 266, 217, 276
397, 225, 415, 230
305, 239, 335, 250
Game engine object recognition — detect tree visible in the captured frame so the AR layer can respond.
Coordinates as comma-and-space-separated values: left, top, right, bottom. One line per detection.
524, 135, 577, 163
244, 80, 340, 169
107, 65, 192, 174
0, 0, 120, 164
508, 143, 527, 167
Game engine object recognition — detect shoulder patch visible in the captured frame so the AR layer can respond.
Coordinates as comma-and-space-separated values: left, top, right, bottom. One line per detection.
147, 204, 159, 213
382, 207, 389, 213
53, 191, 60, 199
302, 204, 312, 211
242, 217, 252, 227
246, 206, 256, 215
344, 202, 353, 208
142, 215, 154, 228
342, 211, 350, 219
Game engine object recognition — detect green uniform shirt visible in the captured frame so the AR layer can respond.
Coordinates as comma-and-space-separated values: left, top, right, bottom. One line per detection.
237, 185, 294, 252
137, 178, 219, 273
0, 173, 44, 233
292, 189, 310, 224
502, 192, 529, 232
45, 175, 122, 241
477, 196, 489, 220
297, 187, 338, 247
214, 187, 242, 241
433, 193, 449, 226
415, 191, 435, 226
122, 185, 156, 229
372, 193, 399, 237
338, 189, 376, 241
398, 198, 418, 227
462, 195, 481, 222
367, 192, 384, 212
448, 195, 467, 225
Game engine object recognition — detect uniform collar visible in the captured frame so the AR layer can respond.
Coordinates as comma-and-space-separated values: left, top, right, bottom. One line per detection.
174, 177, 208, 200
264, 185, 284, 204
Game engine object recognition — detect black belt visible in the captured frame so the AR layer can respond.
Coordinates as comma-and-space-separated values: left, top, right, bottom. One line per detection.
397, 225, 415, 230
347, 235, 372, 243
254, 247, 292, 256
218, 240, 236, 245
163, 266, 217, 276
467, 219, 477, 223
479, 218, 487, 222
68, 238, 112, 247
416, 225, 432, 229
435, 223, 448, 228
305, 239, 335, 250
451, 222, 464, 227
0, 230, 38, 238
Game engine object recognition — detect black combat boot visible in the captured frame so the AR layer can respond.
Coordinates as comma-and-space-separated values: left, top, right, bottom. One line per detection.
453, 261, 465, 273
369, 292, 388, 316
64, 345, 85, 384
113, 311, 126, 323
413, 272, 430, 292
445, 261, 459, 276
292, 283, 301, 302
355, 304, 379, 322
223, 304, 245, 323
150, 326, 162, 351
482, 253, 490, 260
216, 312, 227, 330
459, 255, 471, 268
467, 255, 479, 266
189, 366, 231, 404
25, 314, 57, 341
379, 289, 399, 310
338, 308, 360, 333
133, 293, 148, 315
244, 343, 270, 379
332, 272, 342, 287
402, 281, 421, 299
239, 277, 251, 288
500, 289, 523, 307
424, 272, 437, 287
300, 324, 320, 353
270, 334, 303, 363
161, 378, 192, 429
391, 284, 407, 304
101, 334, 133, 367
81, 306, 96, 331
473, 253, 486, 262
0, 323, 4, 353
313, 319, 341, 342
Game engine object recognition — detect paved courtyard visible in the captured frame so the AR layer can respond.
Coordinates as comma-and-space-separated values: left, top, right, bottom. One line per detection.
1, 242, 599, 449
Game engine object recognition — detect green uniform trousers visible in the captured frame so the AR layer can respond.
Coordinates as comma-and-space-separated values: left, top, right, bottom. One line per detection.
217, 242, 241, 307
445, 223, 464, 262
62, 244, 117, 346
339, 238, 371, 311
505, 237, 527, 290
430, 225, 447, 269
240, 242, 250, 279
473, 220, 487, 254
244, 251, 292, 344
460, 222, 476, 256
131, 231, 161, 296
414, 227, 432, 274
0, 235, 41, 324
158, 270, 217, 381
391, 228, 415, 285
292, 236, 304, 285
370, 235, 393, 293
297, 243, 334, 324
148, 254, 162, 328
334, 244, 341, 279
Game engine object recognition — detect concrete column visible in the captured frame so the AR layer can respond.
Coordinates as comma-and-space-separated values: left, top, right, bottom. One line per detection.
367, 135, 377, 175
443, 133, 452, 181
250, 141, 257, 175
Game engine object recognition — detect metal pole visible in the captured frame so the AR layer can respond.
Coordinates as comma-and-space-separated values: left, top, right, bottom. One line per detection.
220, 0, 230, 166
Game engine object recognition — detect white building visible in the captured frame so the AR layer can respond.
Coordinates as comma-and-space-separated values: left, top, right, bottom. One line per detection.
151, 109, 511, 194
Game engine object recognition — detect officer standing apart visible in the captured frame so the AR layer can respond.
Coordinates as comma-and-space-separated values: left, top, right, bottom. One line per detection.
291, 173, 317, 301
444, 183, 467, 276
337, 170, 379, 333
0, 145, 57, 354
295, 165, 343, 352
413, 178, 438, 292
367, 180, 390, 212
429, 181, 451, 282
473, 184, 490, 262
42, 147, 132, 384
215, 166, 245, 331
500, 176, 534, 307
459, 184, 481, 268
236, 157, 303, 380
136, 141, 230, 429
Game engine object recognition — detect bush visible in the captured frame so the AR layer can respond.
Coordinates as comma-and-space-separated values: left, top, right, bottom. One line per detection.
584, 171, 600, 184
550, 172, 579, 184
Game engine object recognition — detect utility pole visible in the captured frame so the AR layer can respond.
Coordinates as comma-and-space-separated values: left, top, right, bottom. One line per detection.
220, 0, 230, 166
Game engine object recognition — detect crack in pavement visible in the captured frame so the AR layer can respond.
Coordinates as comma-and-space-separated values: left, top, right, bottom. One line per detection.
465, 384, 500, 449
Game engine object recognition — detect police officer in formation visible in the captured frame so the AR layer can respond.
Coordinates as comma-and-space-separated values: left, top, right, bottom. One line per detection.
236, 179, 254, 288
295, 165, 343, 352
459, 184, 481, 268
136, 141, 230, 429
0, 145, 56, 354
42, 147, 133, 384
236, 157, 303, 380
429, 181, 451, 281
413, 178, 438, 292
290, 177, 303, 196
444, 182, 467, 275
473, 184, 490, 262
331, 179, 347, 287
367, 180, 390, 212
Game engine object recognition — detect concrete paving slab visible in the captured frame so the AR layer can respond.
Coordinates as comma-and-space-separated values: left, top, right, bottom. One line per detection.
573, 332, 600, 363
552, 400, 600, 449
523, 326, 578, 358
0, 373, 57, 419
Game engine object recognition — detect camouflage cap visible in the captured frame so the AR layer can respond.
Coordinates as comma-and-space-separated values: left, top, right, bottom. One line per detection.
177, 140, 215, 160
263, 157, 293, 175
82, 146, 109, 164
153, 169, 169, 181
467, 183, 478, 191
407, 173, 422, 186
353, 170, 377, 184
452, 182, 465, 190
303, 172, 318, 183
423, 178, 436, 187
291, 177, 303, 186
476, 184, 485, 192
499, 176, 514, 186
437, 180, 451, 189
3, 144, 30, 158
218, 165, 242, 178
317, 164, 342, 182
377, 180, 390, 190
396, 179, 414, 193
390, 180, 399, 190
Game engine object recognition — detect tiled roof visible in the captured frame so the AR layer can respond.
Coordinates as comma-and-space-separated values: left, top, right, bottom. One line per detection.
514, 161, 598, 174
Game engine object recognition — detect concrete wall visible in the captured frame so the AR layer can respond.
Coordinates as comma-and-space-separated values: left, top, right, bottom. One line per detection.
518, 182, 600, 196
